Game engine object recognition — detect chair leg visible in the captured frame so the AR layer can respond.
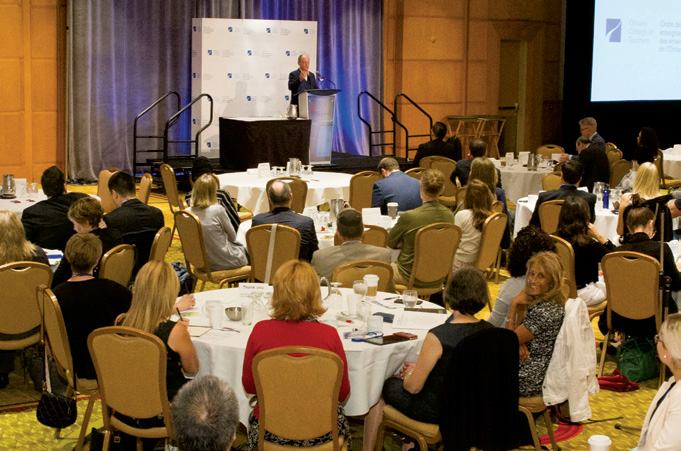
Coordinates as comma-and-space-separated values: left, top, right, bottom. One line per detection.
75, 393, 98, 451
519, 406, 541, 451
598, 330, 611, 377
198, 280, 206, 292
136, 438, 143, 451
54, 428, 61, 439
494, 248, 502, 283
102, 429, 111, 451
542, 409, 558, 451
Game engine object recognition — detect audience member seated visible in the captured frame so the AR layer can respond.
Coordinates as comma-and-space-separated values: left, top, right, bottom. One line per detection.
618, 163, 665, 242
0, 210, 49, 389
362, 268, 494, 451
242, 261, 351, 449
172, 376, 239, 451
469, 156, 512, 247
452, 180, 494, 274
52, 233, 131, 380
555, 197, 614, 306
371, 157, 422, 215
21, 166, 87, 251
52, 197, 123, 287
576, 136, 610, 192
311, 208, 391, 280
103, 171, 165, 273
185, 156, 241, 232
599, 201, 680, 338
451, 138, 502, 188
488, 225, 556, 327
636, 313, 681, 450
251, 180, 318, 261
412, 121, 461, 166
506, 252, 565, 398
618, 127, 659, 192
187, 174, 248, 271
388, 169, 455, 287
530, 159, 597, 227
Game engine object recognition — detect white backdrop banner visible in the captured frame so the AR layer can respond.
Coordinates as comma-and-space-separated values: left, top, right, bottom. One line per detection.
191, 18, 318, 159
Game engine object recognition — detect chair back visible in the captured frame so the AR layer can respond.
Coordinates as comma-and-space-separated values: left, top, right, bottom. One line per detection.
409, 223, 462, 288
0, 262, 52, 339
602, 251, 661, 330
542, 172, 562, 191
88, 326, 174, 438
405, 167, 425, 180
551, 235, 578, 298
174, 210, 211, 273
610, 160, 632, 188
440, 328, 519, 451
253, 346, 343, 449
246, 224, 301, 284
606, 148, 623, 169
137, 173, 153, 204
149, 226, 173, 262
362, 225, 389, 247
455, 187, 467, 207
654, 154, 665, 187
160, 164, 186, 213
605, 142, 618, 153
348, 171, 380, 211
535, 145, 564, 158
265, 177, 308, 214
491, 200, 504, 213
538, 199, 564, 235
99, 244, 136, 288
98, 168, 120, 214
422, 156, 457, 197
332, 260, 393, 292
38, 285, 77, 388
474, 213, 507, 273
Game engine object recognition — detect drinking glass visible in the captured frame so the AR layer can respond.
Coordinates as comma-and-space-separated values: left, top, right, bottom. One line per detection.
593, 182, 605, 207
353, 280, 368, 299
403, 290, 418, 308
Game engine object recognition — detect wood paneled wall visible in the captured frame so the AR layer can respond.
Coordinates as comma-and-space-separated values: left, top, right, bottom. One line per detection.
0, 0, 65, 183
384, 0, 563, 158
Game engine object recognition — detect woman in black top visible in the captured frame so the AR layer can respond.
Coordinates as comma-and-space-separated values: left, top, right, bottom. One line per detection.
555, 196, 614, 305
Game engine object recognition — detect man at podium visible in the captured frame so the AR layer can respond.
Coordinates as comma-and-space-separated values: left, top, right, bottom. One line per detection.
288, 54, 318, 105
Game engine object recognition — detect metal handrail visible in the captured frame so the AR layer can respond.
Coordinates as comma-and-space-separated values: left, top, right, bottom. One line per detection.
394, 93, 433, 160
358, 91, 408, 157
133, 91, 181, 174
162, 93, 213, 163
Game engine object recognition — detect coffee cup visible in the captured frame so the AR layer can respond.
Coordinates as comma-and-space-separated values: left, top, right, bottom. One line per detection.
363, 274, 379, 299
387, 202, 398, 219
587, 435, 611, 451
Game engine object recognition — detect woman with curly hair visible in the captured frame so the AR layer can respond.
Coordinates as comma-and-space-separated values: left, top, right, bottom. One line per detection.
452, 179, 494, 274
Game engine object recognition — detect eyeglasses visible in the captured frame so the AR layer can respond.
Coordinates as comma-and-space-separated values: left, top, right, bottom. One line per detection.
655, 334, 664, 345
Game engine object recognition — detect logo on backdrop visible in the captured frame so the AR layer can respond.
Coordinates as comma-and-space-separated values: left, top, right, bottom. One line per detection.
265, 73, 270, 78
247, 96, 252, 101
207, 142, 211, 148
304, 29, 308, 34
227, 73, 232, 78
267, 28, 271, 33
192, 73, 196, 78
285, 95, 290, 101
208, 50, 212, 55
228, 27, 233, 32
247, 50, 252, 56
192, 119, 196, 124
606, 19, 622, 42
286, 51, 290, 56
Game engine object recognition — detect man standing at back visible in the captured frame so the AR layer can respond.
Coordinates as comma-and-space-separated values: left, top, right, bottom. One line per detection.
413, 121, 461, 166
371, 157, 422, 215
22, 166, 87, 251
103, 171, 164, 272
252, 180, 318, 261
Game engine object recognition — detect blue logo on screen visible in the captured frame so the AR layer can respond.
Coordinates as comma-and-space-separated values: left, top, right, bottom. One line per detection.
304, 29, 308, 34
285, 95, 290, 101
266, 28, 271, 33
286, 51, 290, 56
247, 50, 252, 56
208, 50, 212, 55
247, 96, 252, 101
265, 73, 270, 78
228, 27, 233, 32
207, 142, 211, 148
227, 73, 232, 78
606, 19, 622, 42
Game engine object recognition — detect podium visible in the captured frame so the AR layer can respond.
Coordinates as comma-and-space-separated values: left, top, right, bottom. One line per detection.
297, 89, 340, 165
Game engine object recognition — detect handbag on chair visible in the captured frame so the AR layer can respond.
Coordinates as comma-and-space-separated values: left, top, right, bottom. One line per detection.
36, 346, 77, 428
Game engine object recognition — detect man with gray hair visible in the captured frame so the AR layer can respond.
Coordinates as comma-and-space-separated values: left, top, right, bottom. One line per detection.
288, 53, 318, 105
252, 180, 318, 261
172, 376, 239, 451
578, 117, 606, 153
371, 157, 422, 215
311, 208, 392, 281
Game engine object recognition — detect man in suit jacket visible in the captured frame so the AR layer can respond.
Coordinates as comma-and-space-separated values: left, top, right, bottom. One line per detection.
579, 116, 606, 154
371, 157, 422, 215
575, 136, 610, 192
252, 180, 318, 261
103, 171, 164, 272
311, 208, 392, 281
288, 54, 318, 106
21, 166, 88, 251
530, 159, 597, 227
413, 121, 461, 166
450, 138, 502, 189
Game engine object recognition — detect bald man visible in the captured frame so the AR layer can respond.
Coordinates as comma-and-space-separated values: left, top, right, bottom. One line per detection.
288, 54, 318, 105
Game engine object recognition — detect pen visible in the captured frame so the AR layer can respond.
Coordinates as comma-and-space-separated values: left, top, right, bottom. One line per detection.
176, 308, 183, 320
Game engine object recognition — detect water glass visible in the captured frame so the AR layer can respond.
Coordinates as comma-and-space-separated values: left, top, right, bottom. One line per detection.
241, 301, 254, 326
403, 290, 418, 308
353, 280, 368, 299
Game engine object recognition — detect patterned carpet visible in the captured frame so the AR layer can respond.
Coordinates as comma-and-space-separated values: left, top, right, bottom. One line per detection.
0, 183, 658, 450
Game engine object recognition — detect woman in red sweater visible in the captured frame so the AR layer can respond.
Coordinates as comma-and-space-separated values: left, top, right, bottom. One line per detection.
242, 260, 351, 450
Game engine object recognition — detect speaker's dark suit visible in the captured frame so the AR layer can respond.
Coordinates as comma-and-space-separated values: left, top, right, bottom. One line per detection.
21, 192, 88, 251
529, 185, 597, 227
288, 69, 318, 105
413, 139, 461, 167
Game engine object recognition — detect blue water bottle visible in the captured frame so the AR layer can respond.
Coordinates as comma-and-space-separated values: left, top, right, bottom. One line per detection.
602, 188, 609, 210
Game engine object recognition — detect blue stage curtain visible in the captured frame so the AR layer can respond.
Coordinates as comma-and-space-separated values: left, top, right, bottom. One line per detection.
68, 0, 381, 180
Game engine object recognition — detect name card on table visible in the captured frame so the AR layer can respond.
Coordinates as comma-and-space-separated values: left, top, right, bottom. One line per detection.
518, 152, 530, 165
238, 283, 273, 300
552, 153, 562, 162
362, 207, 382, 227
257, 163, 271, 178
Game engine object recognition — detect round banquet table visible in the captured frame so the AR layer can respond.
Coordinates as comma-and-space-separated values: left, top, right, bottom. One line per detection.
514, 196, 620, 243
663, 152, 681, 179
0, 191, 48, 217
498, 165, 552, 203
179, 288, 447, 425
216, 171, 352, 215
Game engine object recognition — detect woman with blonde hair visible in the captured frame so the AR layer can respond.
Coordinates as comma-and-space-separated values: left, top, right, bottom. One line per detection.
506, 251, 565, 397
452, 179, 494, 273
242, 261, 351, 450
637, 313, 681, 450
0, 210, 49, 388
188, 173, 248, 270
121, 261, 198, 400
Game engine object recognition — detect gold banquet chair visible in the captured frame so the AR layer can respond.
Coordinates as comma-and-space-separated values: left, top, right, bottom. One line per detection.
88, 327, 175, 449
474, 213, 507, 286
265, 177, 308, 214
609, 160, 632, 188
422, 156, 457, 208
97, 168, 120, 214
550, 235, 578, 299
174, 210, 251, 291
331, 260, 393, 292
362, 225, 389, 248
137, 173, 153, 205
395, 223, 462, 300
536, 144, 564, 159
348, 171, 380, 211
37, 285, 98, 449
149, 226, 173, 262
252, 346, 348, 451
160, 164, 187, 238
99, 244, 136, 288
246, 224, 301, 284
542, 172, 562, 191
404, 167, 425, 180
538, 199, 564, 235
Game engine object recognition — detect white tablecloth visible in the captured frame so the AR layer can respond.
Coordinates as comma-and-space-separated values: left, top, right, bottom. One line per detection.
182, 288, 445, 424
514, 196, 620, 243
498, 166, 552, 203
0, 192, 47, 217
663, 153, 681, 179
216, 171, 352, 215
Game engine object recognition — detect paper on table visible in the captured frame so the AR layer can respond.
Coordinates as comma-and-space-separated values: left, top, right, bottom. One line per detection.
187, 326, 210, 337
392, 311, 447, 330
372, 298, 399, 309
362, 207, 382, 226
196, 329, 239, 342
